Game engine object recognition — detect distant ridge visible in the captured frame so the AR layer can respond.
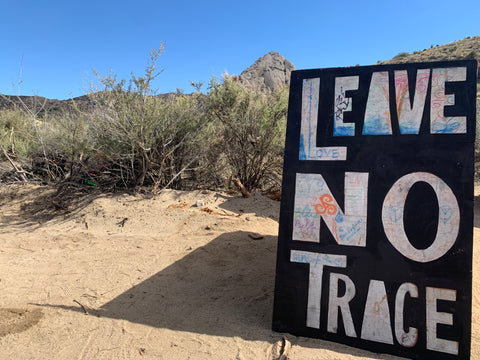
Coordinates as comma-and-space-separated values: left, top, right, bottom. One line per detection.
1, 37, 478, 112
0, 52, 296, 112
0, 94, 92, 114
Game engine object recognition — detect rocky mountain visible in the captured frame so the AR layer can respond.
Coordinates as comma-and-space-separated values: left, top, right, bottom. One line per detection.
231, 51, 295, 93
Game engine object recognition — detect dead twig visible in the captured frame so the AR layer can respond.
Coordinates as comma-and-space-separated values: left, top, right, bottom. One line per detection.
18, 245, 35, 252
116, 217, 128, 227
152, 154, 200, 195
200, 207, 242, 217
0, 143, 28, 182
73, 299, 89, 315
81, 293, 98, 299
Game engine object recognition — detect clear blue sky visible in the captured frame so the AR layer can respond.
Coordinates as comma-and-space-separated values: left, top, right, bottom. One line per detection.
1, 0, 479, 100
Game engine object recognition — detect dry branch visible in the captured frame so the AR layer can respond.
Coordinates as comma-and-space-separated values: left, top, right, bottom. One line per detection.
232, 178, 250, 198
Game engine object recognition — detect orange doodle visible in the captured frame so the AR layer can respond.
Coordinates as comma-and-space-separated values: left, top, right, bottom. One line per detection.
314, 194, 337, 215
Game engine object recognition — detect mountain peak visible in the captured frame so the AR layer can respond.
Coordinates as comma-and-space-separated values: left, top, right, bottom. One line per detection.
232, 52, 296, 93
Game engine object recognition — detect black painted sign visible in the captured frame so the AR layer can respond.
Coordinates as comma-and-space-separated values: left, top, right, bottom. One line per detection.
272, 60, 477, 359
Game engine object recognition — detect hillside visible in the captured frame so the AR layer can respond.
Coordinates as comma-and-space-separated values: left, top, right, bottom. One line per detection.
381, 35, 480, 87
0, 94, 92, 114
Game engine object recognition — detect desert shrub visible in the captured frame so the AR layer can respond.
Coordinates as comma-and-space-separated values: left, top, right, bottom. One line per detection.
0, 109, 37, 159
466, 50, 478, 59
148, 92, 211, 191
393, 52, 409, 60
41, 107, 92, 180
87, 46, 212, 190
205, 77, 288, 191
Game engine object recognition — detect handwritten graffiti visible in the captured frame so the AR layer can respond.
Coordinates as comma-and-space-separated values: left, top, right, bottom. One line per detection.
293, 172, 368, 246
395, 69, 430, 134
333, 76, 358, 137
430, 67, 467, 134
386, 206, 402, 223
300, 78, 347, 160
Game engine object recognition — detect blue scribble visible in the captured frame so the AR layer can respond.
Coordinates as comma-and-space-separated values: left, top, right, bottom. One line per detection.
338, 219, 363, 242
334, 125, 354, 137
439, 206, 453, 224
388, 206, 402, 223
335, 210, 344, 223
431, 121, 461, 134
299, 134, 306, 160
399, 122, 420, 135
363, 117, 392, 135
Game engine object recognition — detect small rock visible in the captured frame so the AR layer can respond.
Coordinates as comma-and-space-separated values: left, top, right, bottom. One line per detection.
205, 225, 212, 230
143, 192, 154, 199
248, 232, 264, 240
196, 200, 205, 207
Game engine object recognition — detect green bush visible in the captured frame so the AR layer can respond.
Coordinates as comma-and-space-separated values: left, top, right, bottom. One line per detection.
205, 77, 288, 191
88, 46, 213, 190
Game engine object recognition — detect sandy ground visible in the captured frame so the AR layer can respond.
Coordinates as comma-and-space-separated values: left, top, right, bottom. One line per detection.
0, 184, 478, 360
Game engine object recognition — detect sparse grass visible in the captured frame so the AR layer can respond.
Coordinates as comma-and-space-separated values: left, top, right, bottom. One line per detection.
381, 36, 480, 70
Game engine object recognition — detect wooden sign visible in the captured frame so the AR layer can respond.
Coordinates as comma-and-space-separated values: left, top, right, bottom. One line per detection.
272, 60, 477, 359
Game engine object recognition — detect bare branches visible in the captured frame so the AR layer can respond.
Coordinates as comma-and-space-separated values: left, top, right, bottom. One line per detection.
0, 142, 28, 182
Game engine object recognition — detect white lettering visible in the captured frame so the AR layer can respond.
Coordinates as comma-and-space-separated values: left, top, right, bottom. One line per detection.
293, 172, 368, 246
363, 72, 392, 135
328, 272, 357, 337
290, 250, 347, 329
382, 172, 460, 262
360, 280, 394, 344
395, 282, 418, 347
333, 76, 358, 137
299, 78, 347, 160
394, 69, 430, 134
431, 67, 467, 134
426, 287, 459, 355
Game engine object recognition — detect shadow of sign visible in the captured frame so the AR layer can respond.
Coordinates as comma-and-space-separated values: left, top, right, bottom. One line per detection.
55, 231, 278, 339
32, 229, 412, 359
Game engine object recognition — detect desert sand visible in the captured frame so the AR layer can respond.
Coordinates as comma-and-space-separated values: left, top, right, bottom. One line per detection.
0, 183, 478, 360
